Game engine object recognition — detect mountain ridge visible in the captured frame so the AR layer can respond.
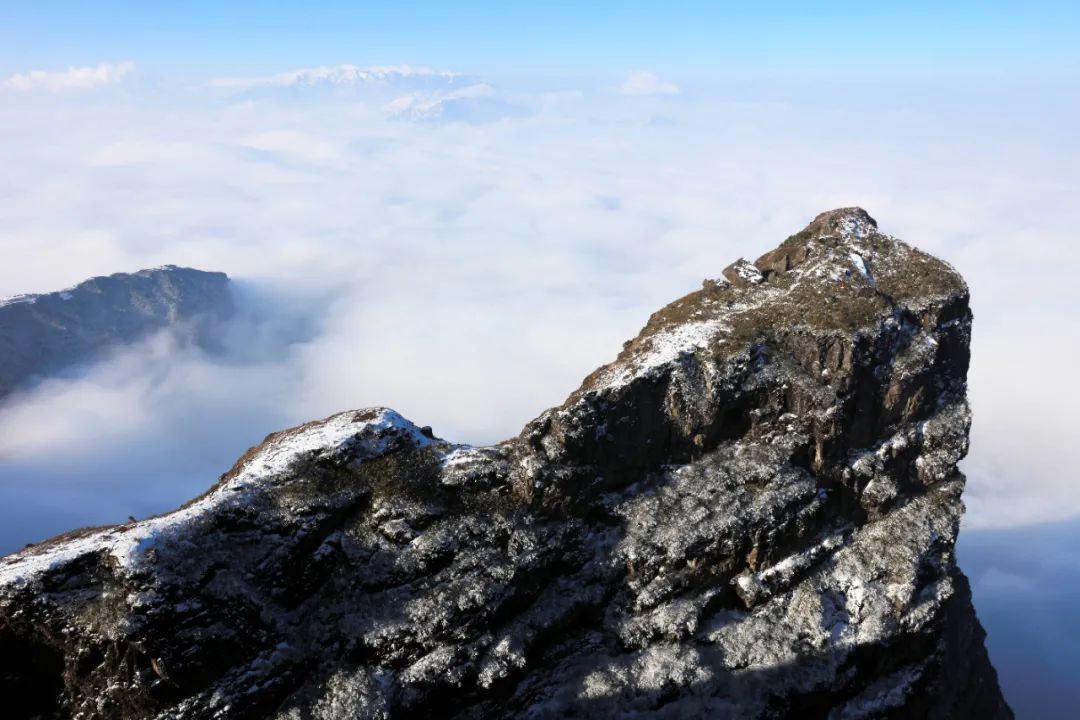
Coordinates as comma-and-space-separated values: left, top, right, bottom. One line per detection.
0, 210, 1010, 718
0, 265, 233, 401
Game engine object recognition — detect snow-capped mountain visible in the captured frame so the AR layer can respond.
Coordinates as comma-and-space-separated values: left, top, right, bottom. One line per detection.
210, 64, 523, 122
210, 64, 470, 91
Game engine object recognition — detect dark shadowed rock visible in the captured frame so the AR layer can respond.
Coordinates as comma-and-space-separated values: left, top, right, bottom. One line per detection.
0, 266, 233, 401
0, 210, 1010, 718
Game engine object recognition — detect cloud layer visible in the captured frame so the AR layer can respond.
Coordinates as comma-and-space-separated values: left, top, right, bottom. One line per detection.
0, 68, 1076, 549
2, 62, 135, 92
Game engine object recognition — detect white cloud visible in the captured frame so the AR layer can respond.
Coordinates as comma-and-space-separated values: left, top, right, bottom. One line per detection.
240, 130, 339, 162
616, 70, 679, 96
0, 72, 1077, 542
87, 139, 215, 167
1, 62, 135, 92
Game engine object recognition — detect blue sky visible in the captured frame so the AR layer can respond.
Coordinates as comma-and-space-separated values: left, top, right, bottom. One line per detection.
2, 1, 1077, 80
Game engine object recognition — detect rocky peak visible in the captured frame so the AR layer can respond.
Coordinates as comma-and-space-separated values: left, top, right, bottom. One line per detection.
752, 207, 876, 280
0, 211, 1009, 719
514, 207, 968, 512
802, 206, 878, 239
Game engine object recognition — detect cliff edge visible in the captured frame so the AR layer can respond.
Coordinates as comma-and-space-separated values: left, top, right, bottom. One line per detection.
0, 209, 1010, 719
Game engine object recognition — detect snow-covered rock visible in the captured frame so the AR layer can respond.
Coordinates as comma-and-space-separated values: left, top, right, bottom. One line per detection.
0, 209, 1010, 718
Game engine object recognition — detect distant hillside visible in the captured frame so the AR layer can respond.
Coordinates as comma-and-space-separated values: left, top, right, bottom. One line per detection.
0, 266, 233, 400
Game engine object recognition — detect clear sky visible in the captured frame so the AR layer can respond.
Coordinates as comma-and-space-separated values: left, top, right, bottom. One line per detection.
1, 1, 1077, 80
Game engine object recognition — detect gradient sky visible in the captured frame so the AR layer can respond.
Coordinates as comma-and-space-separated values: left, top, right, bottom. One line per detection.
1, 1, 1077, 81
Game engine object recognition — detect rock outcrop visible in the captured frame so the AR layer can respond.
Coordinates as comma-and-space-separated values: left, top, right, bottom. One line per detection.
0, 209, 1010, 719
0, 266, 233, 401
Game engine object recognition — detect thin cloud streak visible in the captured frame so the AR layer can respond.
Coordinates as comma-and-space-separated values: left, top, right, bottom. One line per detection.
1, 62, 135, 91
616, 70, 680, 96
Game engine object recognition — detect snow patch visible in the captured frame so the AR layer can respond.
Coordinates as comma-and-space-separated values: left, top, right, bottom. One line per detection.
848, 252, 874, 283
0, 408, 430, 586
0, 293, 37, 307
602, 319, 726, 389
838, 214, 876, 241
729, 259, 764, 285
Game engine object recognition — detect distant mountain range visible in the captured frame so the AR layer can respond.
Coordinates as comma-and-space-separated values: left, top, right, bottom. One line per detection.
0, 266, 233, 401
208, 64, 470, 90
210, 63, 523, 122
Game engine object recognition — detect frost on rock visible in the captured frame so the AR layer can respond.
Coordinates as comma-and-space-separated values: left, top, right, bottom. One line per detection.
723, 258, 765, 287
0, 408, 431, 588
0, 208, 1010, 720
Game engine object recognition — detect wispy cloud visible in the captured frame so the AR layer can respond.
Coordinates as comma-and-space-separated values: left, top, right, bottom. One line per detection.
239, 130, 339, 162
1, 62, 135, 92
616, 70, 679, 96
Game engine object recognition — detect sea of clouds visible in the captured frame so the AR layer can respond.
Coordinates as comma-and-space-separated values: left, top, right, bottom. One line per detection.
0, 62, 1077, 716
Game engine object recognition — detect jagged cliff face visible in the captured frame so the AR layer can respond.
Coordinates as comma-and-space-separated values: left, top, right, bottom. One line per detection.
0, 266, 233, 401
0, 209, 1009, 719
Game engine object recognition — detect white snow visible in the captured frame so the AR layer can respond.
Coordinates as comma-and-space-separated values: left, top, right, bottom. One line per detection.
848, 252, 873, 283
838, 214, 876, 240
601, 319, 727, 389
748, 529, 848, 600
730, 259, 764, 284
0, 408, 430, 586
0, 293, 37, 307
441, 447, 479, 468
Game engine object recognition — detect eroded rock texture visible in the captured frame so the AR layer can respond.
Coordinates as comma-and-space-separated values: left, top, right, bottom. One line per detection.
0, 266, 233, 400
0, 209, 1010, 719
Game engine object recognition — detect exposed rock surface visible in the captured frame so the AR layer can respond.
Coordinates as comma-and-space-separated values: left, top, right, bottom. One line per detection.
0, 209, 1010, 719
0, 266, 233, 401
